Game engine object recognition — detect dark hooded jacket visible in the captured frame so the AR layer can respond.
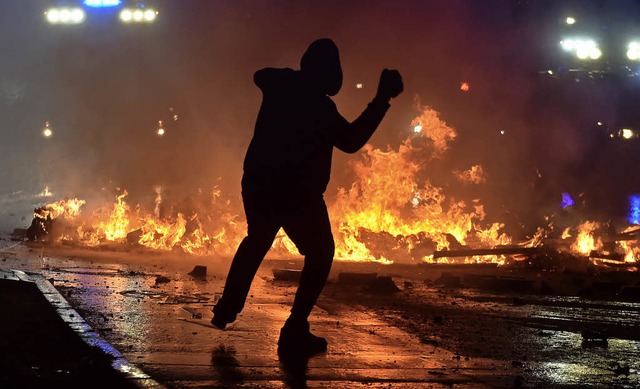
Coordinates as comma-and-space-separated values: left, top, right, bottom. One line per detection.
243, 39, 390, 196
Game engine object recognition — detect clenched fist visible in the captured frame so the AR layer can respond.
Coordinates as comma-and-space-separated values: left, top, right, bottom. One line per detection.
376, 69, 403, 101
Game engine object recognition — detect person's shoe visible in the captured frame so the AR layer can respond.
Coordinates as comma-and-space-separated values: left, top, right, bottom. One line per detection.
211, 304, 237, 330
277, 318, 327, 357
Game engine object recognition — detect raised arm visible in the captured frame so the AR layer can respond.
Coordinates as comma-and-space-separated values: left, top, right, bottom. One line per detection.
328, 69, 403, 154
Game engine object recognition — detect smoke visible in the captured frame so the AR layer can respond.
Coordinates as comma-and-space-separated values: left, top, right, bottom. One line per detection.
3, 1, 638, 234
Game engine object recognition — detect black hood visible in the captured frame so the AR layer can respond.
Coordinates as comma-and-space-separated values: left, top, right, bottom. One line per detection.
300, 38, 343, 96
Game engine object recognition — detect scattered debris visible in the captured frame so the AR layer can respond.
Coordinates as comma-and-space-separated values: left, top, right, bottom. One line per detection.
119, 290, 166, 299
126, 229, 143, 246
337, 272, 378, 285
154, 275, 171, 285
182, 306, 204, 319
419, 337, 439, 346
365, 276, 400, 294
188, 265, 207, 280
161, 295, 209, 304
435, 272, 461, 287
272, 268, 302, 282
433, 246, 540, 259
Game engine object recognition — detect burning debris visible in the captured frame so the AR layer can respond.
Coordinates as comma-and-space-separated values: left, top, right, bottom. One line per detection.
20, 103, 640, 271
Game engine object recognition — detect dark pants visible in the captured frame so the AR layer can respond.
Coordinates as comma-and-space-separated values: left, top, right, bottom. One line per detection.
215, 178, 335, 322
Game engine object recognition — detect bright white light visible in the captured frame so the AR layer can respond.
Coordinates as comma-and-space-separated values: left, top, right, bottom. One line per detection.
59, 9, 72, 23
43, 122, 52, 138
120, 9, 133, 22
500, 130, 505, 135
597, 121, 603, 126
46, 9, 60, 23
560, 40, 575, 51
413, 125, 422, 133
356, 83, 363, 89
589, 47, 602, 60
622, 128, 634, 139
71, 9, 85, 23
566, 17, 576, 25
627, 42, 640, 60
157, 128, 165, 136
133, 10, 144, 22
144, 10, 157, 22
120, 8, 157, 23
561, 38, 601, 60
45, 8, 85, 24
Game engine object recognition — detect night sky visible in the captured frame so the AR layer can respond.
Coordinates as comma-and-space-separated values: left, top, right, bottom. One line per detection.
2, 0, 640, 229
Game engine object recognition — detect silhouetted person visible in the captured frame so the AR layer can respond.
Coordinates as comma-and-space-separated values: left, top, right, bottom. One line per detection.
212, 38, 403, 356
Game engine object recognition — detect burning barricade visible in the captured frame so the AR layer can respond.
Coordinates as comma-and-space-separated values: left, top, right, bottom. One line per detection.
20, 103, 640, 273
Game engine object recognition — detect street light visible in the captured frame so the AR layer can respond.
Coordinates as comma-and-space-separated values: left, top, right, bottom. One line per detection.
157, 120, 165, 136
43, 122, 53, 138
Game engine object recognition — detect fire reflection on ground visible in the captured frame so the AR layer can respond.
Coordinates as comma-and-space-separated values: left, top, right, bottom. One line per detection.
1, 242, 639, 386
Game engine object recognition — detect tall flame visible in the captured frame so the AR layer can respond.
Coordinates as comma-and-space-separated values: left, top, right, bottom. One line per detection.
329, 104, 510, 263
28, 103, 536, 265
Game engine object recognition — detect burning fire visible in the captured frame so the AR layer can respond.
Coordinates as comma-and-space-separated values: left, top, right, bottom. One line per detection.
569, 221, 602, 255
328, 104, 510, 263
27, 103, 639, 268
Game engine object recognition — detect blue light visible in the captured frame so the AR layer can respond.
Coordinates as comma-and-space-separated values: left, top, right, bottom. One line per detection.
629, 195, 640, 224
560, 192, 575, 209
83, 0, 121, 7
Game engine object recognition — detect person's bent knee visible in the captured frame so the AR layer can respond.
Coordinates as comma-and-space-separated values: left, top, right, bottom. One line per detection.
315, 239, 335, 262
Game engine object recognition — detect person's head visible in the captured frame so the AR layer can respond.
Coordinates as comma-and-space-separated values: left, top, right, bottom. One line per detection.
300, 38, 343, 96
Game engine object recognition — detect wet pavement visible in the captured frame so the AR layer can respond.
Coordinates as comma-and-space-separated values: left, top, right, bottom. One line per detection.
1, 237, 639, 387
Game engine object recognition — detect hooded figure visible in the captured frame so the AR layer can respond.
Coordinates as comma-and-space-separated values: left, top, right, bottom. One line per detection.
300, 38, 343, 97
213, 38, 403, 357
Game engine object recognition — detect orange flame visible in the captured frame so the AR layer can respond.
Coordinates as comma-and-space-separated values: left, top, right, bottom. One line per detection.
34, 104, 516, 264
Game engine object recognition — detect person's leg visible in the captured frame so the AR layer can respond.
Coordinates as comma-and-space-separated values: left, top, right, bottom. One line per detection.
278, 196, 335, 354
212, 188, 280, 328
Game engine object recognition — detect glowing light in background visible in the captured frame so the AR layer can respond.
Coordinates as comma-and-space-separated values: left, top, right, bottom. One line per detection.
560, 192, 575, 209
45, 8, 86, 24
629, 195, 640, 224
561, 38, 602, 60
627, 42, 640, 61
413, 125, 422, 133
356, 83, 364, 89
120, 8, 157, 23
157, 120, 165, 136
621, 128, 635, 139
43, 122, 53, 138
83, 0, 121, 7
460, 82, 470, 92
566, 16, 576, 25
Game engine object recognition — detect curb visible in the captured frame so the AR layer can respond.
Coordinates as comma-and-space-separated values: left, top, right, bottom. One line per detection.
4, 269, 164, 388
